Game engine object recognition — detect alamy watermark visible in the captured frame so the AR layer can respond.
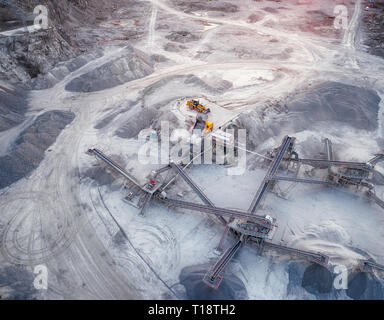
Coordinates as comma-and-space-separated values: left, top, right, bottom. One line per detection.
33, 264, 48, 290
333, 264, 349, 290
297, 1, 349, 30
334, 5, 349, 30
20, 5, 49, 33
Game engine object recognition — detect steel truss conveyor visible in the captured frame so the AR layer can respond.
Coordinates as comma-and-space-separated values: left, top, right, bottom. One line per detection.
203, 239, 243, 288
262, 241, 329, 266
88, 148, 155, 215
158, 197, 273, 232
203, 237, 330, 289
248, 136, 294, 214
88, 148, 143, 189
361, 260, 384, 273
273, 175, 337, 186
170, 161, 214, 207
367, 190, 384, 210
169, 161, 227, 225
293, 159, 373, 170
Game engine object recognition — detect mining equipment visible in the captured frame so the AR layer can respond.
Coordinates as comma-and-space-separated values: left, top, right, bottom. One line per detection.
192, 114, 214, 136
86, 135, 384, 289
273, 139, 384, 209
187, 99, 211, 114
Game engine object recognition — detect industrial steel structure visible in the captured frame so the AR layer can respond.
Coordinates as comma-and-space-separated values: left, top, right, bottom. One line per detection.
87, 134, 384, 289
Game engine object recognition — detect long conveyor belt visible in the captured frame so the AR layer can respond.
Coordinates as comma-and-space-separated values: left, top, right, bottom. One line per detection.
169, 161, 227, 224
324, 138, 334, 162
367, 154, 384, 166
263, 241, 329, 265
362, 260, 384, 272
203, 239, 243, 288
159, 197, 273, 229
170, 161, 214, 207
248, 136, 294, 214
273, 176, 337, 186
367, 190, 384, 210
139, 193, 153, 216
89, 148, 143, 190
154, 165, 172, 175
293, 158, 372, 170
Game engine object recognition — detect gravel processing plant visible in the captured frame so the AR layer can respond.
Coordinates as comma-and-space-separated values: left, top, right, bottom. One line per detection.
1, 0, 384, 300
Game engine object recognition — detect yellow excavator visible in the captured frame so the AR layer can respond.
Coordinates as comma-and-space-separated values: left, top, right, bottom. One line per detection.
187, 100, 211, 114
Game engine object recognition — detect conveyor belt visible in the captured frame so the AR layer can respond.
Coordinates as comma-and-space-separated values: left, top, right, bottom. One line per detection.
367, 154, 384, 166
169, 162, 227, 224
367, 190, 384, 210
263, 241, 329, 266
154, 165, 172, 175
159, 197, 272, 228
268, 137, 294, 176
170, 161, 214, 207
273, 176, 337, 186
217, 223, 231, 252
89, 148, 143, 190
203, 240, 243, 288
139, 193, 153, 216
324, 138, 334, 162
293, 158, 371, 170
362, 260, 384, 272
248, 136, 293, 214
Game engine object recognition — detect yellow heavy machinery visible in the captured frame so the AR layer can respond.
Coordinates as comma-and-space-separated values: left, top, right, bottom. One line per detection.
203, 120, 213, 135
192, 114, 214, 136
187, 100, 211, 114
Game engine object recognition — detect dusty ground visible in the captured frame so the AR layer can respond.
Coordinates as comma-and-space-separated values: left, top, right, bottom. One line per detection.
0, 0, 384, 300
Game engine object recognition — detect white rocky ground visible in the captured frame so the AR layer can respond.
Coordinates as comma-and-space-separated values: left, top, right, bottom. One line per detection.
1, 0, 384, 299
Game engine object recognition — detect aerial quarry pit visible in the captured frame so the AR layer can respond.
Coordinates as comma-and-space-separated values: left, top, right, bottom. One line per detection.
1, 0, 384, 301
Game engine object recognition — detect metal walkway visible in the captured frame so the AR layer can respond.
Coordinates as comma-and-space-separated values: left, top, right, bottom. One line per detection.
203, 239, 243, 289
159, 197, 273, 229
248, 136, 294, 214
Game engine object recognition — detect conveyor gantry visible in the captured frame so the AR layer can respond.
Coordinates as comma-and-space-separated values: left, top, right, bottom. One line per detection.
170, 161, 214, 207
170, 161, 227, 225
362, 260, 384, 273
248, 136, 294, 214
367, 190, 384, 210
203, 239, 243, 288
88, 148, 142, 189
324, 138, 334, 162
367, 154, 384, 166
89, 148, 156, 216
273, 176, 337, 186
158, 197, 273, 232
293, 159, 372, 170
262, 242, 329, 266
139, 192, 153, 216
